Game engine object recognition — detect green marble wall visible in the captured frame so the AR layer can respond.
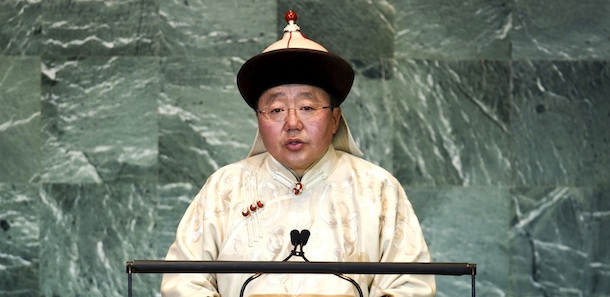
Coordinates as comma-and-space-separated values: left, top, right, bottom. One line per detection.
1, 0, 609, 296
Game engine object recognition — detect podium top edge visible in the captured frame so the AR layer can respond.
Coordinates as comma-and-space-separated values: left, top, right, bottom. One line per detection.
126, 260, 476, 276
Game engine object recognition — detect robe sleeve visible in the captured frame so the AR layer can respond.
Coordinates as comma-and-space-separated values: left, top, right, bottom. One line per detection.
160, 174, 228, 297
369, 180, 436, 297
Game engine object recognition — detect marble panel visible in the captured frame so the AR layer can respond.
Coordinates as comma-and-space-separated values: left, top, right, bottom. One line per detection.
391, 59, 513, 186
591, 91, 610, 186
513, 0, 610, 60
159, 56, 257, 184
0, 56, 41, 183
393, 0, 512, 60
159, 0, 277, 57
39, 183, 158, 297
0, 183, 40, 297
40, 56, 159, 184
0, 0, 43, 55
40, 0, 159, 56
340, 58, 396, 171
278, 0, 395, 59
149, 183, 201, 295
156, 183, 200, 259
408, 186, 511, 297
509, 186, 610, 296
512, 60, 610, 187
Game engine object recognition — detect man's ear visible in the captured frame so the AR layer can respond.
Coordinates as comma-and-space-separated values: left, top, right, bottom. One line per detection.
332, 107, 342, 134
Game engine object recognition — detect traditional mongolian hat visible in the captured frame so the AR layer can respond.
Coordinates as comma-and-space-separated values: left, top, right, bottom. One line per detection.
238, 11, 363, 157
237, 10, 354, 109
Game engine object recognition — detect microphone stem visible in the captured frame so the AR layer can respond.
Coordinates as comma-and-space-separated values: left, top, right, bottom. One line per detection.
239, 273, 263, 297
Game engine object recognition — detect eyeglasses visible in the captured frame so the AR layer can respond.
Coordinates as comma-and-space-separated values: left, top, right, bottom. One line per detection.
256, 105, 335, 122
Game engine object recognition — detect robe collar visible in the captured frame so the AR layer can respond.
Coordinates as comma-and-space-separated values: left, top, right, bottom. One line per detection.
264, 145, 341, 195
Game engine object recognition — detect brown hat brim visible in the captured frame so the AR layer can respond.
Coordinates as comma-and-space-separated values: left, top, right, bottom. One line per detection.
237, 48, 354, 109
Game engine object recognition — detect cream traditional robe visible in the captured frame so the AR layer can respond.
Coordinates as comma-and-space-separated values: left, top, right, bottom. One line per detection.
161, 144, 436, 297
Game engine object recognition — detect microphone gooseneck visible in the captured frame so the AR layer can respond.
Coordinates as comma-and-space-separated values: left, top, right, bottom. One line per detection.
239, 229, 364, 297
239, 273, 263, 297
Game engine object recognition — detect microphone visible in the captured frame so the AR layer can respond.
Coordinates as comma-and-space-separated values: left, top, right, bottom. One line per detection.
290, 229, 300, 246
300, 229, 310, 246
284, 229, 311, 261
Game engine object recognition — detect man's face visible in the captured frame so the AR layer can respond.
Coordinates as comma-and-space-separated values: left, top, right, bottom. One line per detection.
256, 84, 341, 177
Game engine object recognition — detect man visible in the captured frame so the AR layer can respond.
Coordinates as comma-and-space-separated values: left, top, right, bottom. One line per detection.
161, 11, 436, 297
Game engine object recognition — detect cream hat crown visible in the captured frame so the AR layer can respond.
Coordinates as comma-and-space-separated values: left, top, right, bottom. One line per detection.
237, 10, 354, 110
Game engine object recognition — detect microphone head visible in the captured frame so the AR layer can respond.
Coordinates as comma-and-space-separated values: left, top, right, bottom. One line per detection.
300, 229, 311, 246
290, 229, 301, 246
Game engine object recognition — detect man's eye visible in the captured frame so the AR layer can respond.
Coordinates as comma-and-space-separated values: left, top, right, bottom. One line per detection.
300, 106, 315, 111
269, 108, 284, 114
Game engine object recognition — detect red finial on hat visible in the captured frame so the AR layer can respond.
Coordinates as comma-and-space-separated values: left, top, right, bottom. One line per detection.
282, 10, 301, 33
285, 10, 297, 23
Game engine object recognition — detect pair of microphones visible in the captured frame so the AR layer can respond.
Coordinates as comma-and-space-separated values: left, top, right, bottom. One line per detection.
239, 229, 363, 297
284, 229, 311, 261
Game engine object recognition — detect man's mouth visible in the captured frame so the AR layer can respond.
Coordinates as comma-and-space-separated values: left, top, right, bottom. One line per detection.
285, 139, 304, 148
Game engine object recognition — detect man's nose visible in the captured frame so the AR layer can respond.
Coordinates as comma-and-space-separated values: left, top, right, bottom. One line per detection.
285, 108, 303, 127
287, 108, 299, 118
